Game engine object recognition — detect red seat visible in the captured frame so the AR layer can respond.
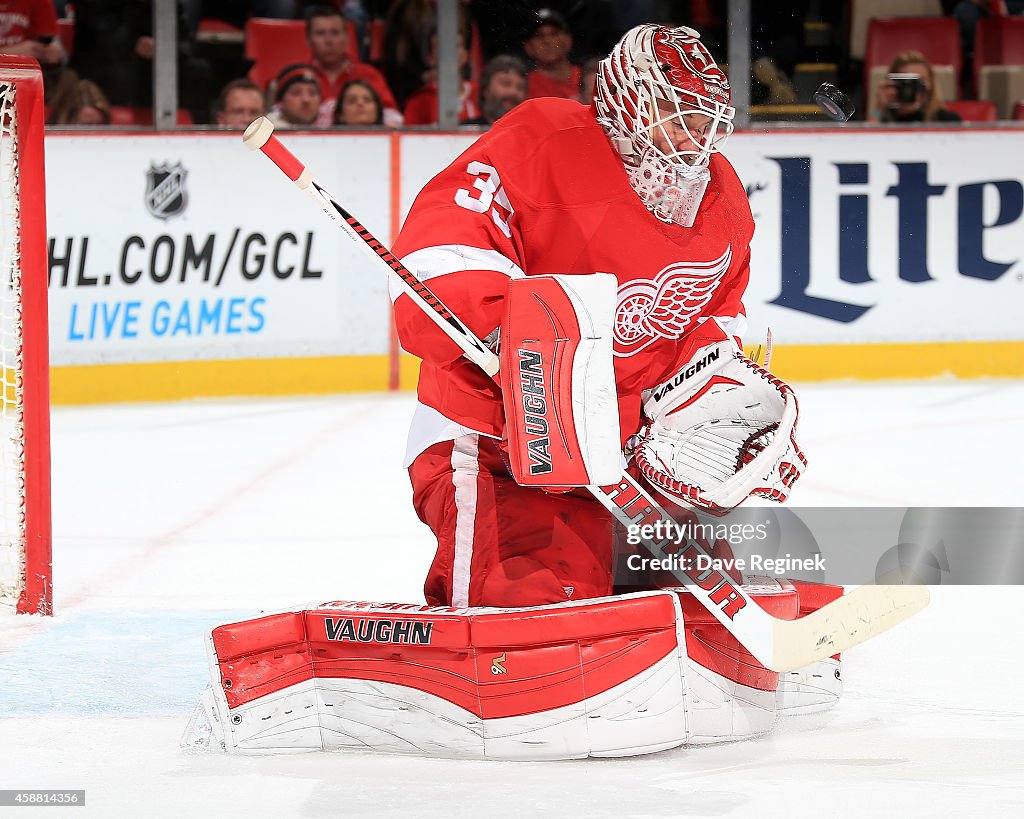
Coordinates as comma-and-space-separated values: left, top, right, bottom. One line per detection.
974, 17, 1024, 116
57, 17, 74, 57
198, 18, 243, 36
244, 17, 360, 92
109, 107, 193, 126
469, 21, 483, 86
245, 19, 311, 90
944, 99, 997, 121
1013, 101, 1024, 120
368, 18, 386, 64
865, 17, 962, 105
973, 15, 1024, 72
849, 0, 942, 61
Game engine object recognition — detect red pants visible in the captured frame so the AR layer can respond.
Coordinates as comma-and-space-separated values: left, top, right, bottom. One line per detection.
409, 434, 615, 607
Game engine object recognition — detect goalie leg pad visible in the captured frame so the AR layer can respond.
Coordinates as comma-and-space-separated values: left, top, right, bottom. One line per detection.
777, 581, 844, 715
670, 579, 800, 743
181, 591, 692, 760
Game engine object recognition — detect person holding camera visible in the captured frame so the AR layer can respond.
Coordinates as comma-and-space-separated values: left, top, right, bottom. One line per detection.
871, 50, 962, 123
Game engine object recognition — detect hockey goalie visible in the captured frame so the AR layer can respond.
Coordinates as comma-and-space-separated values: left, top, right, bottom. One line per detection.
185, 24, 850, 760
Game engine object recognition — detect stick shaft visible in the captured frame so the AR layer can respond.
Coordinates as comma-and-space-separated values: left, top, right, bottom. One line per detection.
243, 118, 498, 376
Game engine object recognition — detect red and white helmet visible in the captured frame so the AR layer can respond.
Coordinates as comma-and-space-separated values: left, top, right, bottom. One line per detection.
594, 25, 735, 227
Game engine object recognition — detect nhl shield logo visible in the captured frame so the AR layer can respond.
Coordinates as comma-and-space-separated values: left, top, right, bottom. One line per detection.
145, 162, 188, 220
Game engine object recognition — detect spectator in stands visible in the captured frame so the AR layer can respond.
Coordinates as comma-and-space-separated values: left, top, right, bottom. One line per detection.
215, 78, 266, 128
471, 1, 621, 63
182, 1, 297, 35
47, 78, 112, 125
954, 0, 1007, 79
0, 0, 78, 105
300, 1, 372, 60
70, 1, 214, 123
402, 27, 480, 125
333, 78, 383, 125
871, 51, 963, 123
524, 8, 580, 100
268, 63, 322, 129
542, 0, 622, 58
579, 56, 600, 104
305, 4, 402, 127
462, 54, 527, 126
384, 0, 470, 109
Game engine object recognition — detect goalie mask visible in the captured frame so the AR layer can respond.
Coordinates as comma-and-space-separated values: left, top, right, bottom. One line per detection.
594, 25, 734, 227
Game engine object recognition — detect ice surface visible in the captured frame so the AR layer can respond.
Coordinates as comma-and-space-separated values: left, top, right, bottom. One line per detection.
1, 382, 1022, 817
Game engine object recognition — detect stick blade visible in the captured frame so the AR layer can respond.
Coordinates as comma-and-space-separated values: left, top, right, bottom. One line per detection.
769, 585, 930, 672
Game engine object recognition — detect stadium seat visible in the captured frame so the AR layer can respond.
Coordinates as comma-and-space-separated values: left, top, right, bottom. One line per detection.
57, 17, 74, 57
245, 17, 360, 92
196, 17, 244, 45
974, 17, 1024, 118
944, 99, 997, 121
109, 107, 193, 126
849, 0, 942, 61
864, 16, 962, 113
368, 18, 386, 64
469, 22, 484, 86
245, 19, 312, 90
1014, 101, 1024, 120
198, 18, 242, 35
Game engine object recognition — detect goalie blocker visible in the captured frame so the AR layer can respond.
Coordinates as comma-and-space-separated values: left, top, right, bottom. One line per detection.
183, 582, 843, 759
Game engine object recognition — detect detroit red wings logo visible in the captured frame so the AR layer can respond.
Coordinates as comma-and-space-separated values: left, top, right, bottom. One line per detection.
614, 247, 732, 357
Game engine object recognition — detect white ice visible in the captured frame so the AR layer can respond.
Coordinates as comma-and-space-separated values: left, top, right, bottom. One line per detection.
2, 380, 1023, 818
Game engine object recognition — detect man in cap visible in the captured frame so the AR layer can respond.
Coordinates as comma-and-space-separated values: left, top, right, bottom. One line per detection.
524, 7, 581, 100
268, 63, 322, 129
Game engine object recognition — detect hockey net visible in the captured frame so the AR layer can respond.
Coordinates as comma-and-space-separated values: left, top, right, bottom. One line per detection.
0, 57, 51, 615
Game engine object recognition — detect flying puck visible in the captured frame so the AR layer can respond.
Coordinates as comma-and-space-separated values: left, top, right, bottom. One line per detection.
813, 82, 855, 122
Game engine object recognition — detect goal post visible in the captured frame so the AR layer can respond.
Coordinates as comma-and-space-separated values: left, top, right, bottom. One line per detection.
0, 57, 52, 615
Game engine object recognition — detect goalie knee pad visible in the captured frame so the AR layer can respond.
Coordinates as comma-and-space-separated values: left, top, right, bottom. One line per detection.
182, 592, 692, 760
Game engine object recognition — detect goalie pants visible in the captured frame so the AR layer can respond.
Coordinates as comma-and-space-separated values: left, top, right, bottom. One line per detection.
408, 434, 615, 608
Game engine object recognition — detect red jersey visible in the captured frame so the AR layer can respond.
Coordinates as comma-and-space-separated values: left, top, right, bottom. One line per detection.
527, 66, 582, 101
403, 80, 480, 126
392, 98, 753, 464
314, 60, 398, 125
0, 0, 57, 48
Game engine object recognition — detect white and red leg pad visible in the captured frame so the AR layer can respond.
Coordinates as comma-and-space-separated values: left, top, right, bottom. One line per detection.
181, 591, 691, 760
777, 581, 844, 715
668, 579, 800, 743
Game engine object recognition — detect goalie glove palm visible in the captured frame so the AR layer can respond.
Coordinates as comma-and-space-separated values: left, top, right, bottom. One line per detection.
634, 320, 806, 513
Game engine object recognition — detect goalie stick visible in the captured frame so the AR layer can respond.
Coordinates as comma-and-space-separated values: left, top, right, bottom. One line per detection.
241, 117, 929, 672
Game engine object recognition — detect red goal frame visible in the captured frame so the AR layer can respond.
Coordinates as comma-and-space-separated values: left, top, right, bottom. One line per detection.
2, 56, 52, 615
